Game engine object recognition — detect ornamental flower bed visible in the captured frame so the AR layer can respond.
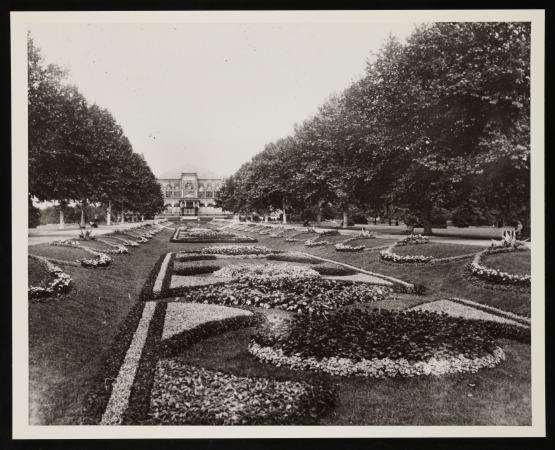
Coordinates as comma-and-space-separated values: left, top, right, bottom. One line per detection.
396, 234, 429, 246
80, 251, 113, 268
379, 234, 433, 264
96, 240, 129, 254
212, 263, 320, 282
304, 237, 329, 247
188, 245, 276, 256
468, 248, 531, 288
335, 238, 365, 252
147, 360, 336, 425
107, 236, 140, 247
51, 239, 113, 267
171, 227, 257, 243
28, 256, 72, 299
249, 308, 506, 377
171, 278, 391, 315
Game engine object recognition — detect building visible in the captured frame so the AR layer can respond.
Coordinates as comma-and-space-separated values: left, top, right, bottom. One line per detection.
157, 172, 224, 217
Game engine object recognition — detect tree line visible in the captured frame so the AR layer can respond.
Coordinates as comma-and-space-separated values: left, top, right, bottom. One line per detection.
216, 22, 530, 234
28, 34, 163, 228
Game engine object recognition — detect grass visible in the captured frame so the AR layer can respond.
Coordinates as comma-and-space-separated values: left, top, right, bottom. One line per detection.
483, 250, 531, 275
28, 229, 175, 425
28, 256, 51, 286
393, 243, 480, 258
28, 244, 89, 261
175, 327, 530, 425
27, 222, 531, 426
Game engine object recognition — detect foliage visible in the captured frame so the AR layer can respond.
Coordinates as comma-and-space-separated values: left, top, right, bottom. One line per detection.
28, 34, 163, 219
216, 23, 530, 233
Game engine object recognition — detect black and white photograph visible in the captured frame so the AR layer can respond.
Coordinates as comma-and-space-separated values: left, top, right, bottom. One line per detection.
10, 9, 545, 439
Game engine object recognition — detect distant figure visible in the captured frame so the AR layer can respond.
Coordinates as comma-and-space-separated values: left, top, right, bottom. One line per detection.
395, 220, 399, 226
515, 220, 523, 236
303, 219, 311, 227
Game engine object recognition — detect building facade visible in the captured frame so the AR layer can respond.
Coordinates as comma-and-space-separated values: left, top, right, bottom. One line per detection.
157, 172, 224, 216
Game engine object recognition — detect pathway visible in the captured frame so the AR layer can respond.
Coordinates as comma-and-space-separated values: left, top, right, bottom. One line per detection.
28, 221, 156, 246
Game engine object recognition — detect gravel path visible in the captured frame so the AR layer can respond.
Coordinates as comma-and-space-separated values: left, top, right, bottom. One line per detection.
410, 299, 527, 327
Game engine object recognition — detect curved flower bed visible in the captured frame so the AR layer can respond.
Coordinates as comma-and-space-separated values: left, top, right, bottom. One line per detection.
108, 236, 140, 247
468, 248, 530, 288
379, 234, 433, 264
97, 240, 129, 254
171, 278, 391, 315
147, 360, 335, 425
189, 245, 276, 256
249, 309, 506, 378
212, 263, 320, 282
51, 239, 113, 267
28, 255, 72, 299
304, 237, 329, 247
335, 238, 365, 252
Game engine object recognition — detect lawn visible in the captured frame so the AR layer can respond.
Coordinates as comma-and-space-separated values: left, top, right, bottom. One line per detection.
482, 250, 531, 275
28, 256, 51, 286
28, 244, 90, 261
176, 326, 530, 425
27, 222, 531, 426
28, 229, 175, 424
393, 242, 480, 258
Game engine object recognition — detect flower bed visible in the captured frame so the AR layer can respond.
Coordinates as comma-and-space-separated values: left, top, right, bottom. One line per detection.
379, 234, 433, 264
249, 308, 507, 377
304, 237, 329, 247
312, 264, 358, 276
106, 236, 140, 247
28, 255, 72, 300
51, 239, 113, 267
212, 263, 320, 282
169, 278, 391, 315
147, 360, 336, 425
187, 245, 277, 256
335, 238, 365, 252
468, 248, 531, 288
171, 227, 257, 243
396, 234, 430, 246
173, 262, 221, 276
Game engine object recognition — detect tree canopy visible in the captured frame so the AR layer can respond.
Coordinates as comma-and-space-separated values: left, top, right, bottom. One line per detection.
218, 22, 530, 232
28, 34, 163, 224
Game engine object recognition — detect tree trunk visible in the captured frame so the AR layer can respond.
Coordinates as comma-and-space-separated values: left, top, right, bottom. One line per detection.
106, 200, 112, 226
58, 208, 65, 230
316, 200, 323, 224
342, 207, 349, 229
282, 198, 287, 225
422, 207, 433, 235
80, 201, 87, 228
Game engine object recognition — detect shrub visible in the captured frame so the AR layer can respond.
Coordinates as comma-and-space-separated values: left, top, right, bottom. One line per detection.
313, 265, 358, 276
176, 254, 218, 262
173, 263, 221, 276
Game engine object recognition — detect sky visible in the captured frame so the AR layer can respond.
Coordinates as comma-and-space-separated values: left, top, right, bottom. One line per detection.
29, 21, 417, 179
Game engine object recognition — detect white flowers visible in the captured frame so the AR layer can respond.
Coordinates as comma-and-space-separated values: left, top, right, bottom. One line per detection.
28, 256, 72, 299
469, 248, 530, 287
304, 237, 329, 247
379, 234, 433, 263
213, 263, 321, 282
248, 343, 506, 378
196, 245, 275, 256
